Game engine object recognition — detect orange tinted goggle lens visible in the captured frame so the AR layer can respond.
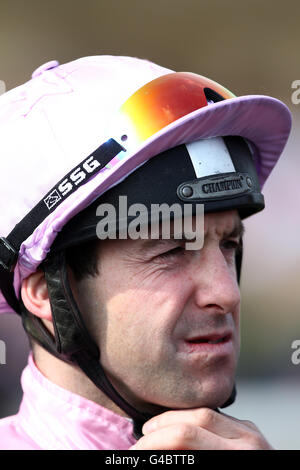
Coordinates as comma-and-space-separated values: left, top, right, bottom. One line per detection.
120, 72, 235, 143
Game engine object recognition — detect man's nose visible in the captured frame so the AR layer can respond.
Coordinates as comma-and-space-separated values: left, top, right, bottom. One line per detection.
192, 247, 241, 315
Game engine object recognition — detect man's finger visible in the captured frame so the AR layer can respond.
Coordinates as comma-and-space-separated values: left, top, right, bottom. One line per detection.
132, 422, 229, 450
142, 407, 254, 439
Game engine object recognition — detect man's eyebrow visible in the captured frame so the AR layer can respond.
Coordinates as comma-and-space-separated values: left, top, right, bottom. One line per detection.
138, 235, 186, 250
136, 217, 245, 252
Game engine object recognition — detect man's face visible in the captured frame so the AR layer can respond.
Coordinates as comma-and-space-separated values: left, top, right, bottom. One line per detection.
77, 210, 242, 414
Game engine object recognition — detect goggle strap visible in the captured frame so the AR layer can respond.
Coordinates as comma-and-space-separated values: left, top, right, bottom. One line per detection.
0, 138, 124, 273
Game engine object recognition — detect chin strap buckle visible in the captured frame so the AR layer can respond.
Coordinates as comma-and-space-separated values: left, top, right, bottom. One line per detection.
0, 237, 18, 271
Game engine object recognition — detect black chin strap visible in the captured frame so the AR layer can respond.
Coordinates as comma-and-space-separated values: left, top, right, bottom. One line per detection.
21, 251, 152, 438
21, 249, 240, 440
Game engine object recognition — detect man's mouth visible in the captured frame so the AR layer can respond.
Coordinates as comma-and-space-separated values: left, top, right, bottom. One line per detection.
186, 333, 232, 344
181, 332, 234, 355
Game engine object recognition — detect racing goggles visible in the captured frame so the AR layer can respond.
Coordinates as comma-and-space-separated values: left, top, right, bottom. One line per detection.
112, 72, 236, 150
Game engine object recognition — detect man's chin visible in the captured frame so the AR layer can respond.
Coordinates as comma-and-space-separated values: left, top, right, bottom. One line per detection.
114, 371, 236, 416
170, 376, 236, 411
196, 376, 236, 409
140, 387, 236, 414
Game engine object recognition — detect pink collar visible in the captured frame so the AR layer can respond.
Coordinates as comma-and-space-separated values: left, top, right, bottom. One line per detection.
17, 354, 137, 449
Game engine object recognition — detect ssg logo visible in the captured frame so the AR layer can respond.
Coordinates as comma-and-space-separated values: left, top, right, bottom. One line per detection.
43, 139, 124, 212
44, 156, 101, 210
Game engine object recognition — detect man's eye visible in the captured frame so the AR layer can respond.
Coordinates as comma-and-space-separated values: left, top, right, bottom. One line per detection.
158, 246, 185, 259
221, 240, 242, 254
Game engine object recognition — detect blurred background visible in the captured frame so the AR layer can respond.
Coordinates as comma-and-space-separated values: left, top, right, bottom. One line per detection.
0, 0, 299, 449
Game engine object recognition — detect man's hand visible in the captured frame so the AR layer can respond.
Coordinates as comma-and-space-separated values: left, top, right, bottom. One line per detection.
130, 408, 273, 450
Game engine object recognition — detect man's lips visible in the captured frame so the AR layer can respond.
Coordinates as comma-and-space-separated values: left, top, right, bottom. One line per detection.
185, 332, 233, 344
180, 331, 234, 355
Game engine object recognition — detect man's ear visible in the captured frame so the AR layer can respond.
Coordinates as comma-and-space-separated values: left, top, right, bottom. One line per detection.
21, 269, 52, 322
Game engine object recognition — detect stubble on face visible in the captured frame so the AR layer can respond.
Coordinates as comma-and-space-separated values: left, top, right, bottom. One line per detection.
75, 210, 242, 414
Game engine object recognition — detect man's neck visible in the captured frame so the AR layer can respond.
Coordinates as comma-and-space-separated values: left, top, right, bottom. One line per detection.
33, 345, 129, 418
